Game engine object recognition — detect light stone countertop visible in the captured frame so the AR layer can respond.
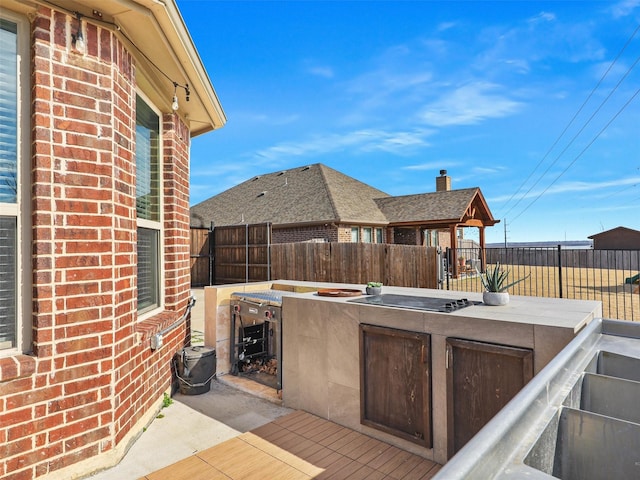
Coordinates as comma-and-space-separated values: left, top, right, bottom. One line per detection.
273, 280, 603, 333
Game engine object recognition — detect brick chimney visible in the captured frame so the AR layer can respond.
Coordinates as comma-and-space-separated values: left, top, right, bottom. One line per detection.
436, 169, 451, 192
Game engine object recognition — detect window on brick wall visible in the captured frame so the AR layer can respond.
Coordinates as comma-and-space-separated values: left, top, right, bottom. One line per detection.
375, 228, 383, 243
363, 227, 372, 243
351, 227, 359, 242
0, 14, 29, 353
135, 94, 162, 314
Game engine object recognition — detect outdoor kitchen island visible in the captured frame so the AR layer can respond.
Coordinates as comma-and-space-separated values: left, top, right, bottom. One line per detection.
273, 281, 602, 466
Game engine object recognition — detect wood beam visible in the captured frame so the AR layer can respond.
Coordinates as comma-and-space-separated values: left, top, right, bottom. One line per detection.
450, 225, 459, 278
479, 227, 486, 272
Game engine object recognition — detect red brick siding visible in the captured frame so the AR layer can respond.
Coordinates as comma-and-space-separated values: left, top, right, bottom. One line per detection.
0, 7, 192, 479
271, 224, 388, 244
272, 225, 339, 243
393, 227, 421, 245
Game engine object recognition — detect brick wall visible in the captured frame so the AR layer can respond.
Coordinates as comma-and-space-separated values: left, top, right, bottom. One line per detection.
271, 224, 387, 244
393, 227, 420, 245
337, 226, 353, 242
0, 7, 192, 479
272, 224, 338, 243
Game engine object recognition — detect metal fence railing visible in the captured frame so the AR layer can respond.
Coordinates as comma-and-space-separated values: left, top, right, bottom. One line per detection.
443, 247, 640, 321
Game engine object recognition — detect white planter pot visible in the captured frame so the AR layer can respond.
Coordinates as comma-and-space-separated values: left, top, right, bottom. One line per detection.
483, 291, 509, 306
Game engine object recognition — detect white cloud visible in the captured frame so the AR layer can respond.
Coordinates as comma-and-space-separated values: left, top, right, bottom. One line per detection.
491, 176, 640, 202
611, 0, 640, 18
403, 161, 460, 171
527, 11, 556, 24
436, 21, 457, 32
338, 67, 436, 125
234, 112, 300, 126
253, 128, 432, 160
347, 69, 434, 98
418, 82, 523, 126
473, 166, 506, 175
361, 130, 433, 154
308, 66, 335, 78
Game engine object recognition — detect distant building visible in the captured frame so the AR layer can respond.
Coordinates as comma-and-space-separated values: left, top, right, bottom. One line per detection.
588, 227, 640, 250
190, 165, 499, 248
191, 165, 499, 277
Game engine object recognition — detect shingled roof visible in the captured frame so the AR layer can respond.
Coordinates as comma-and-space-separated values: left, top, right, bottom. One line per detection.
190, 163, 497, 229
190, 163, 391, 228
375, 188, 495, 226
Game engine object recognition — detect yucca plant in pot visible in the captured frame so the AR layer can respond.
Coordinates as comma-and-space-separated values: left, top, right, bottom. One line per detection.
478, 263, 530, 306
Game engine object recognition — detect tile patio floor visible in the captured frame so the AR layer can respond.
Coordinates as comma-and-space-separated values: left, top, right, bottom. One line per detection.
140, 410, 441, 480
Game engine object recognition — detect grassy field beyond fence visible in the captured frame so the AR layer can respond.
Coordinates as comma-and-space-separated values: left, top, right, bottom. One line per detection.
450, 264, 640, 322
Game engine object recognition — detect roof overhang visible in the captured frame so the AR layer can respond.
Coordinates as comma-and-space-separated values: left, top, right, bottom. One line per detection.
10, 0, 226, 136
388, 218, 500, 229
272, 220, 389, 229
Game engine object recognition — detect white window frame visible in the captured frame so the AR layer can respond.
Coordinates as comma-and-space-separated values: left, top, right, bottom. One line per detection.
0, 11, 31, 356
375, 228, 383, 243
425, 229, 438, 247
135, 91, 164, 318
363, 227, 372, 243
351, 227, 360, 243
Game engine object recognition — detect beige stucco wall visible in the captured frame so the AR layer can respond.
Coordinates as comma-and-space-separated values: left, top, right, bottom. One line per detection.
281, 288, 600, 464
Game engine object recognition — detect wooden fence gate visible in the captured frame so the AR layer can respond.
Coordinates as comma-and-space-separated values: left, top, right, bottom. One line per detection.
190, 227, 212, 287
190, 223, 272, 286
212, 223, 272, 284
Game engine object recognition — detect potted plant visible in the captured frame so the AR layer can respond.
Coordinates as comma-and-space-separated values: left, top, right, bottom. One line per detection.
478, 263, 530, 306
366, 282, 383, 295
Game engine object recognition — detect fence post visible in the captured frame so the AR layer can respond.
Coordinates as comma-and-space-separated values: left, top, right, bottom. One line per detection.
245, 223, 249, 283
557, 244, 563, 298
209, 221, 215, 286
267, 222, 272, 281
445, 247, 450, 290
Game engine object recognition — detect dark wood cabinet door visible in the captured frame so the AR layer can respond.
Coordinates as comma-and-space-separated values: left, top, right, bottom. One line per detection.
446, 338, 533, 457
360, 324, 432, 447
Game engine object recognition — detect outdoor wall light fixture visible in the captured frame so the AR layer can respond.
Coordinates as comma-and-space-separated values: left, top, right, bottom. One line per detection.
72, 13, 86, 54
49, 0, 191, 112
171, 81, 190, 111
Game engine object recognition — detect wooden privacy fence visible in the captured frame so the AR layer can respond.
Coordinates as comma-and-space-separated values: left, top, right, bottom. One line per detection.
190, 223, 272, 285
270, 242, 438, 288
213, 223, 272, 285
190, 223, 439, 289
190, 227, 211, 286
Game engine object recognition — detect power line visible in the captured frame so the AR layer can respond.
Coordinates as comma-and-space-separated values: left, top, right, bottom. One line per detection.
510, 86, 640, 223
500, 22, 640, 219
506, 53, 640, 221
598, 181, 638, 202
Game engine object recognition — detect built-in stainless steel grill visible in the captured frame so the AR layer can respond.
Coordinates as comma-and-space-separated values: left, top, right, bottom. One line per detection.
232, 290, 294, 306
229, 290, 296, 390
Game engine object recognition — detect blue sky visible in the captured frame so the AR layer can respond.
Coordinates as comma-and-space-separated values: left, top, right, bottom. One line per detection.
178, 0, 640, 244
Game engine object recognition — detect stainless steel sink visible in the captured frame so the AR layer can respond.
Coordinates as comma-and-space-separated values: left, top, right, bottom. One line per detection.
593, 350, 640, 382
524, 352, 640, 479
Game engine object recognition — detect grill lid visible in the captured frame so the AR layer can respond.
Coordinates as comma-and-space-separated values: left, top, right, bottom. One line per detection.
230, 290, 298, 306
